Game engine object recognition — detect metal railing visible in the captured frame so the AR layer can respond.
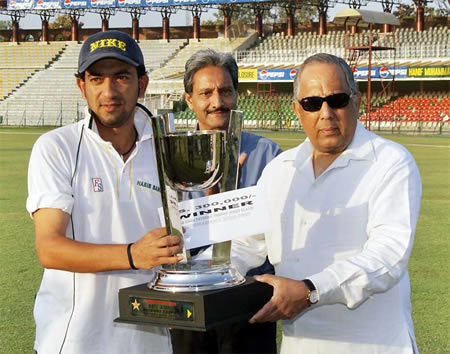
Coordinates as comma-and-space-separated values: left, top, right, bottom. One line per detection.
0, 99, 83, 126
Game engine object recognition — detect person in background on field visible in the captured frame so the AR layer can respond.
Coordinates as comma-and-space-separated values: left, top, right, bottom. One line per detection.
251, 53, 422, 354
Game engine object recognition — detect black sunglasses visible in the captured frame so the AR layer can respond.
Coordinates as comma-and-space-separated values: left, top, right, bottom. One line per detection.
298, 93, 352, 112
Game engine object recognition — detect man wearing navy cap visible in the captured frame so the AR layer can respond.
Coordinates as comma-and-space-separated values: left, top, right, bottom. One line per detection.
26, 30, 183, 353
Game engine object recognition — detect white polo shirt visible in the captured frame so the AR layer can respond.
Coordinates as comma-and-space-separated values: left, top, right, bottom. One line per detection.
258, 122, 422, 354
27, 107, 171, 353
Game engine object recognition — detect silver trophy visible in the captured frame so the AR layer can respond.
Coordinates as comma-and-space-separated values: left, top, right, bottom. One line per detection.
116, 110, 272, 331
150, 110, 245, 292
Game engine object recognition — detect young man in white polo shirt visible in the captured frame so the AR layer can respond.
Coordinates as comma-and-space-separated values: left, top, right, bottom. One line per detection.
26, 30, 183, 353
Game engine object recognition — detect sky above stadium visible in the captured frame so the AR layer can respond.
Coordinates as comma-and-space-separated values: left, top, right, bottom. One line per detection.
0, 0, 421, 30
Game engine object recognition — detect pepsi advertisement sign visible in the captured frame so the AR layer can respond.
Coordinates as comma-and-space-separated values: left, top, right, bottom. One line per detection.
117, 0, 146, 6
35, 0, 60, 8
11, 0, 273, 8
378, 66, 408, 79
117, 0, 273, 7
7, 0, 34, 9
257, 68, 297, 81
89, 0, 115, 7
62, 0, 88, 8
352, 67, 377, 80
353, 66, 408, 80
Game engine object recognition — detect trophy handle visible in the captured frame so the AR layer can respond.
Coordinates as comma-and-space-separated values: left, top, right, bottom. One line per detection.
163, 112, 176, 133
212, 110, 244, 264
151, 114, 190, 266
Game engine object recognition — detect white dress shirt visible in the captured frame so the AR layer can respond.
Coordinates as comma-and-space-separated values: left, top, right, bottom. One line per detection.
258, 122, 422, 353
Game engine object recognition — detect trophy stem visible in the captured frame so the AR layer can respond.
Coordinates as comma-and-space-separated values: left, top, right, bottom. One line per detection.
151, 114, 189, 266
212, 110, 244, 265
212, 241, 232, 265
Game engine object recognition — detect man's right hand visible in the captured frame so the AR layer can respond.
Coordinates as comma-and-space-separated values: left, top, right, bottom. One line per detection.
249, 274, 310, 323
131, 227, 183, 269
34, 208, 183, 273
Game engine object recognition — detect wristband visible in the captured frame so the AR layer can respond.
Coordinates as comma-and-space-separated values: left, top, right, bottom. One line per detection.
127, 243, 138, 270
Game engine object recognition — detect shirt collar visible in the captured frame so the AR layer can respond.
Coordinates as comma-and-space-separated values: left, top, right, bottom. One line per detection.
82, 105, 154, 142
282, 120, 377, 171
338, 121, 376, 165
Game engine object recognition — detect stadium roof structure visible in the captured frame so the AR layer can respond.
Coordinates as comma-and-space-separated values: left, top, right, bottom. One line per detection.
333, 8, 401, 28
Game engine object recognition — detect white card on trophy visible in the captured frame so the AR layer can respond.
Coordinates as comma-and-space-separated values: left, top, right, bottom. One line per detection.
158, 185, 269, 250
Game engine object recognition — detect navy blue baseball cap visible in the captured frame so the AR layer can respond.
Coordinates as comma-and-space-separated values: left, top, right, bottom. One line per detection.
78, 30, 146, 74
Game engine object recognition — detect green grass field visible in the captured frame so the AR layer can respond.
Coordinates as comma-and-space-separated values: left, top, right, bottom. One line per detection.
0, 127, 449, 353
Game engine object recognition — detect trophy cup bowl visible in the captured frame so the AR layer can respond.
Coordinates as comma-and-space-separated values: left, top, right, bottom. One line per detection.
161, 131, 224, 192
151, 129, 245, 292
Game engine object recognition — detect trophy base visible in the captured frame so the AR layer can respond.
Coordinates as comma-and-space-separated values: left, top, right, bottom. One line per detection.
150, 261, 245, 292
115, 276, 272, 331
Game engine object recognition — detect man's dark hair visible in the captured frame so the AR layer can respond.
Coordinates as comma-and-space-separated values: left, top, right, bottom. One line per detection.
184, 49, 239, 95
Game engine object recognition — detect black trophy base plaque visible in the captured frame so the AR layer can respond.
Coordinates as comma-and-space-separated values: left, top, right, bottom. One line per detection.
115, 276, 273, 331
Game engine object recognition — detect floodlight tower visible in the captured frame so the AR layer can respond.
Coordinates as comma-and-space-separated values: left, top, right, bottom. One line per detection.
333, 8, 400, 130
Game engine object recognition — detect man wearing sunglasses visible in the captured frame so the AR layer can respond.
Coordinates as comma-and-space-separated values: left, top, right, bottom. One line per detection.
250, 53, 422, 353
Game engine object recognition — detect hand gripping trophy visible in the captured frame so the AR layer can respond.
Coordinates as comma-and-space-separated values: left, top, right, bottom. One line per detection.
116, 111, 272, 331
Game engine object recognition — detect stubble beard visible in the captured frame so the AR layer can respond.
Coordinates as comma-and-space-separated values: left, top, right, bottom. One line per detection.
93, 109, 133, 129
90, 95, 139, 129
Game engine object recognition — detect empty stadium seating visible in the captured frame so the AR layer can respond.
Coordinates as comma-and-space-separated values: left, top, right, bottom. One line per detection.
360, 92, 450, 132
0, 28, 448, 133
236, 31, 346, 65
0, 41, 67, 99
175, 92, 299, 129
146, 37, 251, 96
235, 27, 449, 65
0, 39, 191, 126
148, 37, 248, 80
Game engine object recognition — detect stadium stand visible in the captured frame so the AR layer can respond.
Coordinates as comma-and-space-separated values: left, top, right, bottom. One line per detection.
0, 41, 85, 126
237, 31, 345, 65
0, 41, 66, 99
139, 39, 188, 73
235, 26, 449, 65
361, 92, 450, 133
227, 27, 449, 131
374, 26, 449, 60
146, 36, 254, 95
0, 39, 189, 126
0, 27, 448, 133
176, 92, 300, 129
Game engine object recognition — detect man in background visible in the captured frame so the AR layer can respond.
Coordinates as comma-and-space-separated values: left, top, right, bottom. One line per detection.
170, 49, 282, 354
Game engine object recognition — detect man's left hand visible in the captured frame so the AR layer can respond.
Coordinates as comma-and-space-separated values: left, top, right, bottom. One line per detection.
249, 275, 310, 323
